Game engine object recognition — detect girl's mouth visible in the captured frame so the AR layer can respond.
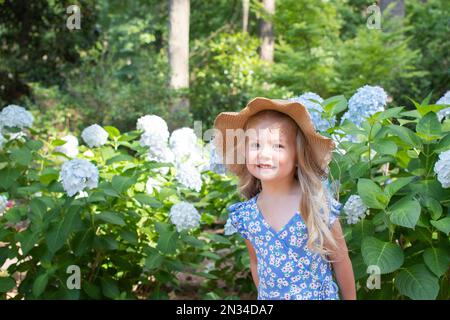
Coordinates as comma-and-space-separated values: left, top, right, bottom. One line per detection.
257, 164, 275, 169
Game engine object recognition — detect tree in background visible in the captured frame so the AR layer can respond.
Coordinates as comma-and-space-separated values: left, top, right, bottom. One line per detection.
168, 0, 191, 130
380, 0, 405, 17
259, 0, 275, 63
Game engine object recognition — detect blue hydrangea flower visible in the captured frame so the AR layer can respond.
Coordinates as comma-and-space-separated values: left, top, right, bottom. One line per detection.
289, 92, 336, 132
436, 91, 450, 122
341, 85, 388, 128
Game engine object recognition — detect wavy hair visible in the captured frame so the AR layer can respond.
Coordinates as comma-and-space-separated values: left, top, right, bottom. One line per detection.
230, 110, 339, 258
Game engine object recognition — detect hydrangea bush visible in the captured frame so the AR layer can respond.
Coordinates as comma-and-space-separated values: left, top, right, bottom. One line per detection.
0, 89, 449, 300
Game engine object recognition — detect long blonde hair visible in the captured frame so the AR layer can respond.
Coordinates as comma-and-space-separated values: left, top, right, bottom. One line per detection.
231, 110, 339, 258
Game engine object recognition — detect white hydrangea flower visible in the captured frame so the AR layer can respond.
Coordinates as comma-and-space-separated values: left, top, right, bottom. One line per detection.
434, 149, 450, 188
145, 177, 162, 194
289, 92, 337, 132
436, 91, 450, 122
0, 105, 34, 129
0, 195, 7, 216
169, 201, 201, 232
206, 141, 227, 174
343, 194, 368, 225
136, 115, 170, 141
175, 162, 203, 192
169, 127, 204, 166
60, 158, 99, 196
0, 133, 5, 150
81, 124, 108, 148
54, 134, 79, 158
224, 218, 237, 235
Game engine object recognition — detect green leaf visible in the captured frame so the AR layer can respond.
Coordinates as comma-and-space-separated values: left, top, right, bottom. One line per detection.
422, 197, 442, 220
430, 217, 450, 235
361, 236, 404, 274
374, 107, 404, 121
104, 126, 121, 138
372, 138, 398, 155
182, 235, 205, 248
384, 177, 416, 200
322, 95, 347, 116
134, 194, 163, 208
204, 233, 231, 245
46, 206, 81, 253
32, 273, 49, 297
101, 278, 120, 299
15, 230, 40, 256
191, 271, 219, 280
200, 251, 221, 260
357, 179, 387, 209
93, 236, 118, 251
83, 282, 102, 299
423, 247, 450, 277
0, 277, 16, 293
29, 198, 47, 226
111, 175, 136, 194
26, 140, 43, 151
119, 230, 138, 244
0, 168, 20, 189
10, 147, 32, 166
389, 197, 421, 229
387, 125, 422, 148
348, 162, 370, 179
395, 264, 439, 300
52, 139, 68, 146
351, 219, 375, 244
157, 230, 178, 254
434, 132, 450, 153
73, 229, 95, 257
95, 211, 126, 226
416, 112, 442, 140
105, 154, 135, 165
39, 168, 60, 186
145, 254, 164, 270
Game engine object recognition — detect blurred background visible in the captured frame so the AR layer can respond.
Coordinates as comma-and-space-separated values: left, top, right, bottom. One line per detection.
0, 0, 448, 134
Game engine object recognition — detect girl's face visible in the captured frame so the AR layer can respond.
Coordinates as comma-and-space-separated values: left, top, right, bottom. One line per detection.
245, 117, 298, 182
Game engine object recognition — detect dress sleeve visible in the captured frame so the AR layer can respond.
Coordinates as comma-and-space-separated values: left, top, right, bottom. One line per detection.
323, 179, 343, 227
226, 202, 250, 240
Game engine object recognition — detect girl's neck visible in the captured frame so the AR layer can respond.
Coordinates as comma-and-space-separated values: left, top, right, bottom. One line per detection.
259, 177, 300, 198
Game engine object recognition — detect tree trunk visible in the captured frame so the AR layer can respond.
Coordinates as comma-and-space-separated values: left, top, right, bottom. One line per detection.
168, 0, 190, 127
259, 0, 275, 63
242, 0, 249, 33
380, 0, 405, 18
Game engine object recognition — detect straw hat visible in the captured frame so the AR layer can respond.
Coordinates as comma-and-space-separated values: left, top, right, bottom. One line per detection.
213, 97, 336, 176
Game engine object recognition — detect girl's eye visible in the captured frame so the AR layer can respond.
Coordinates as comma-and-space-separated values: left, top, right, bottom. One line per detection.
274, 144, 284, 149
250, 142, 260, 148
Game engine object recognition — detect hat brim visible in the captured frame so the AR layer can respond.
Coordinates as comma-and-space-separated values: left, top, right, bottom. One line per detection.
213, 97, 335, 175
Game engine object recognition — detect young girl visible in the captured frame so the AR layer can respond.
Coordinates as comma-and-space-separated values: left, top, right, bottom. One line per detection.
213, 97, 356, 300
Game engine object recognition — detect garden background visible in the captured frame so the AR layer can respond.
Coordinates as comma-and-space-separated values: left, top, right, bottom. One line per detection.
0, 0, 449, 300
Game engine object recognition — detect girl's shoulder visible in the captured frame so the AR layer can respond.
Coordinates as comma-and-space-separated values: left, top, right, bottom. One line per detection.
226, 196, 257, 240
226, 196, 256, 215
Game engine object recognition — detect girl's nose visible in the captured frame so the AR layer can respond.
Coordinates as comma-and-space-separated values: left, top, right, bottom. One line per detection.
259, 144, 273, 159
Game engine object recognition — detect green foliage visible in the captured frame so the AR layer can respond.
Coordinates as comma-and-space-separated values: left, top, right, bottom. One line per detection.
332, 98, 450, 300
405, 0, 450, 101
0, 0, 99, 104
334, 16, 426, 102
190, 31, 290, 129
0, 124, 253, 300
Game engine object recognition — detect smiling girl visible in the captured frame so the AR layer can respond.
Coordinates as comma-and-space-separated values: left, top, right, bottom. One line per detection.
213, 97, 356, 300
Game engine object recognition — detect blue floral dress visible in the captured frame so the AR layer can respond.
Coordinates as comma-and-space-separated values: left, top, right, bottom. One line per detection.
226, 183, 343, 300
